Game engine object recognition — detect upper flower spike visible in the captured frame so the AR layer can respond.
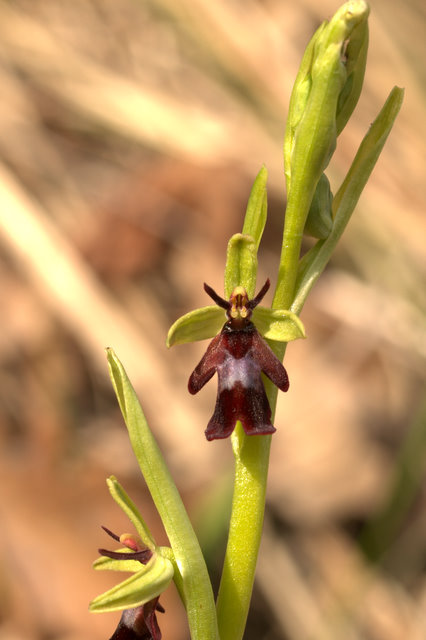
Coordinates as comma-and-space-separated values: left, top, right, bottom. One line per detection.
189, 280, 289, 441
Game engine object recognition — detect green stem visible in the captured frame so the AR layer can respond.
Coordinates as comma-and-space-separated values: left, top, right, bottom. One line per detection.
216, 352, 283, 640
216, 426, 272, 640
273, 191, 312, 311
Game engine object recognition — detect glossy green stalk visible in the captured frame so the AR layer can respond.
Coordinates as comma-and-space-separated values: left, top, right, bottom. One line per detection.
106, 349, 219, 640
216, 425, 272, 640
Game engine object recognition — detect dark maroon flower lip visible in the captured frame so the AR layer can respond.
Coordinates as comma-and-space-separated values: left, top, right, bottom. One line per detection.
188, 280, 289, 441
108, 597, 165, 640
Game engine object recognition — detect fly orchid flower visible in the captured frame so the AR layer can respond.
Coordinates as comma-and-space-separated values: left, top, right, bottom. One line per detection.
188, 279, 289, 440
89, 478, 174, 640
98, 528, 165, 640
167, 234, 305, 442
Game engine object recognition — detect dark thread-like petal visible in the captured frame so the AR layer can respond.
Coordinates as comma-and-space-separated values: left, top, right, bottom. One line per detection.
99, 548, 153, 564
203, 283, 229, 309
102, 526, 121, 542
247, 279, 270, 309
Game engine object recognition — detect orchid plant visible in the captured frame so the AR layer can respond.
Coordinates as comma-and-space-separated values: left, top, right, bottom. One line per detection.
89, 2, 403, 639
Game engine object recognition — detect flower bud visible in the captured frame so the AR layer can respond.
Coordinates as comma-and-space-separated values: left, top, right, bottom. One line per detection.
284, 1, 370, 217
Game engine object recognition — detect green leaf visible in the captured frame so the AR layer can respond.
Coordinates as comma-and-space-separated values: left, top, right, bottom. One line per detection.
106, 349, 219, 640
89, 554, 174, 613
166, 306, 224, 347
106, 349, 193, 536
242, 166, 268, 250
224, 233, 257, 299
332, 85, 404, 220
106, 476, 155, 549
253, 307, 306, 342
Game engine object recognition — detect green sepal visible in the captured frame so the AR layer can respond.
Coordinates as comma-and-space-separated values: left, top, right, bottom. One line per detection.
242, 166, 268, 250
304, 173, 333, 239
166, 306, 224, 347
106, 476, 155, 550
224, 234, 257, 299
252, 307, 306, 342
93, 550, 144, 574
89, 554, 174, 613
167, 294, 306, 346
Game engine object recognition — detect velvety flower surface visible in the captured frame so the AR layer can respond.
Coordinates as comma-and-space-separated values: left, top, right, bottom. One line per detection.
188, 280, 289, 440
108, 598, 164, 640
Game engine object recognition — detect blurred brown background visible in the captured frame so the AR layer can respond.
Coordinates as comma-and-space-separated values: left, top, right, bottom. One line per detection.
0, 0, 424, 639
